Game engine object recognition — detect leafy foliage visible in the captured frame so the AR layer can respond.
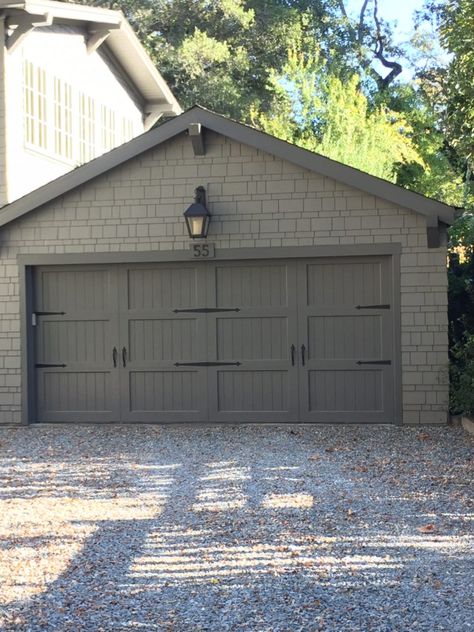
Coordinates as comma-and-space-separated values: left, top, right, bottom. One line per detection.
440, 0, 474, 164
251, 48, 421, 180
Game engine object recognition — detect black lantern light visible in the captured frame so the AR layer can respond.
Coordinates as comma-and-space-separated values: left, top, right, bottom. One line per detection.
184, 186, 211, 239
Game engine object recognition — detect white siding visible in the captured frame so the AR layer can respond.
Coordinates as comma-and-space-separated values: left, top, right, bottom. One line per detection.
4, 25, 144, 204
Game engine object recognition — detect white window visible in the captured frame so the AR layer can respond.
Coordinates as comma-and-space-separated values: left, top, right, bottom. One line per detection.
79, 93, 96, 164
23, 59, 138, 163
121, 117, 134, 145
23, 61, 47, 150
101, 106, 116, 152
54, 78, 73, 161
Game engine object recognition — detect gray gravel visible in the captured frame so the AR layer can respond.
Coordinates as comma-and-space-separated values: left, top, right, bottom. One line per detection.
0, 424, 472, 632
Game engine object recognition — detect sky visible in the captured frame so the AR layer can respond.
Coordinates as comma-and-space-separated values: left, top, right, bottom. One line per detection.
345, 0, 426, 35
345, 0, 444, 80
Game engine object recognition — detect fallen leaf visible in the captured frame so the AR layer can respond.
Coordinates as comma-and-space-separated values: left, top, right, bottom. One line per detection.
418, 432, 432, 441
418, 523, 436, 533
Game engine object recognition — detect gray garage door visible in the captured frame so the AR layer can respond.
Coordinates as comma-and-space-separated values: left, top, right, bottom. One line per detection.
33, 256, 395, 423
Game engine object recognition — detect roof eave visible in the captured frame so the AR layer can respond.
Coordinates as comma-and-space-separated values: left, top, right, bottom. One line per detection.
0, 0, 182, 114
0, 106, 456, 230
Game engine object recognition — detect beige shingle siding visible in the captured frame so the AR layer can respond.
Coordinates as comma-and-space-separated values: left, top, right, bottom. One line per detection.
0, 130, 449, 424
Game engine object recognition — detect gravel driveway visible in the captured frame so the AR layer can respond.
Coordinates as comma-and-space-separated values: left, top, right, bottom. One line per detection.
0, 424, 472, 632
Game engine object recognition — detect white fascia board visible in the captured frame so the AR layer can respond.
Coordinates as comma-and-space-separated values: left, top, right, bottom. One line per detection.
0, 0, 181, 113
0, 0, 122, 25
107, 21, 182, 114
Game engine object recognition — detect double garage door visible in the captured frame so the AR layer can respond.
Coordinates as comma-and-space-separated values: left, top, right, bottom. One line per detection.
33, 256, 396, 423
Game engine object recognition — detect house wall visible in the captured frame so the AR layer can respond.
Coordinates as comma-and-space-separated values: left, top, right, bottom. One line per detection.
0, 130, 449, 424
0, 17, 7, 205
3, 25, 144, 204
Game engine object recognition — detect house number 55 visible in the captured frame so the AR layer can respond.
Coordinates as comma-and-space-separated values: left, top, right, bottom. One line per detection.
190, 243, 215, 258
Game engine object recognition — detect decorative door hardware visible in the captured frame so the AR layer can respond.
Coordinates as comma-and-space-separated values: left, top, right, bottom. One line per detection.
122, 347, 127, 368
112, 347, 118, 368
355, 304, 390, 310
356, 360, 391, 365
35, 363, 66, 368
174, 361, 242, 367
34, 311, 66, 316
290, 344, 295, 366
173, 307, 240, 313
301, 344, 306, 366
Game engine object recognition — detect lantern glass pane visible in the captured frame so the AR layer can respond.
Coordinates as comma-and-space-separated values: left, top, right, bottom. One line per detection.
190, 216, 204, 237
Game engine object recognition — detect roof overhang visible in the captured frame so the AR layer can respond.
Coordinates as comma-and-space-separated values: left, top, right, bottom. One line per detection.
0, 106, 456, 245
0, 0, 182, 119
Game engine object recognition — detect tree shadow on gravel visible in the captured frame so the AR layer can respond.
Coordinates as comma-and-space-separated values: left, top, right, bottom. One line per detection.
0, 429, 472, 632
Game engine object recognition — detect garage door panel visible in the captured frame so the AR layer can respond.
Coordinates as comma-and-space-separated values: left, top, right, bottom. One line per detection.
37, 370, 116, 422
39, 319, 111, 364
127, 266, 198, 310
129, 318, 198, 363
217, 370, 289, 412
216, 317, 287, 361
308, 315, 381, 360
37, 268, 111, 313
299, 257, 394, 422
216, 264, 288, 307
306, 260, 385, 306
129, 371, 200, 412
308, 369, 384, 412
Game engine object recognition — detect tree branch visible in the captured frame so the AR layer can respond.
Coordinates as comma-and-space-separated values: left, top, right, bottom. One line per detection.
357, 0, 370, 44
372, 0, 402, 89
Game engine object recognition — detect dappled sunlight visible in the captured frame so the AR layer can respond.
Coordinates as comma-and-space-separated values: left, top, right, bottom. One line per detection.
192, 461, 249, 511
0, 424, 471, 631
0, 459, 179, 604
262, 493, 314, 509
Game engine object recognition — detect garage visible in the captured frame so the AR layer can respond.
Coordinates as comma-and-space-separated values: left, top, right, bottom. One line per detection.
0, 106, 453, 426
33, 255, 396, 423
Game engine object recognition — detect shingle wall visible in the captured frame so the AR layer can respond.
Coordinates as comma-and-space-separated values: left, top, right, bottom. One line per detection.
0, 130, 449, 424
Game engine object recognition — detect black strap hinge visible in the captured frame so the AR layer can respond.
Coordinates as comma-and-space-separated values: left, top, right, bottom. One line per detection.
35, 363, 67, 368
174, 361, 241, 367
173, 308, 240, 313
356, 360, 391, 366
355, 304, 390, 310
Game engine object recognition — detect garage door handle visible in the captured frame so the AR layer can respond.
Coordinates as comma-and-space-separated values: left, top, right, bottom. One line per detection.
290, 344, 295, 366
112, 347, 118, 368
122, 347, 127, 368
301, 344, 306, 366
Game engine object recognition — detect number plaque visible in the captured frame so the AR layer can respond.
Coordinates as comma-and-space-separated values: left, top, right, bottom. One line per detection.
190, 243, 215, 258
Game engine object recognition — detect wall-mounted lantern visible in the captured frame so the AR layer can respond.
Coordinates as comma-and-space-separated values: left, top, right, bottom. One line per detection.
184, 186, 211, 239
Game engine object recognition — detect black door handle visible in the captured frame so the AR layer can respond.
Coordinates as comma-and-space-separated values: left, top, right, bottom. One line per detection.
301, 344, 306, 366
290, 344, 295, 366
122, 347, 127, 368
112, 347, 118, 368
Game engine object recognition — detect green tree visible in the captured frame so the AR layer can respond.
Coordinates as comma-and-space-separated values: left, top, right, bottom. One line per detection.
67, 0, 406, 118
251, 47, 421, 180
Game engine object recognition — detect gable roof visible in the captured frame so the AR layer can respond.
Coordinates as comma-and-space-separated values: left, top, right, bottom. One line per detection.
0, 106, 455, 229
0, 0, 181, 118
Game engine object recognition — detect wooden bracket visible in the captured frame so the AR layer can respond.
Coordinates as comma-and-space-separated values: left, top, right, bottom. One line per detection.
6, 13, 53, 53
188, 123, 205, 156
86, 24, 120, 54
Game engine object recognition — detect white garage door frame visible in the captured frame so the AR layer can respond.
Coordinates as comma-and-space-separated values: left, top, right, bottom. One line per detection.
19, 243, 402, 425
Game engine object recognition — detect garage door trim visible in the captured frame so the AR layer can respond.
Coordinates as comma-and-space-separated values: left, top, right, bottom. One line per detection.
19, 244, 402, 425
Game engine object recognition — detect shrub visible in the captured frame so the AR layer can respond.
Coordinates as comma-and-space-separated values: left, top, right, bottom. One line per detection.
450, 334, 474, 416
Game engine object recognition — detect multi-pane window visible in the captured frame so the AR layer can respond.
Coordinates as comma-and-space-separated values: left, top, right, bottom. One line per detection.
101, 106, 116, 153
24, 61, 48, 150
23, 59, 137, 164
54, 78, 73, 160
121, 117, 134, 145
79, 93, 96, 164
